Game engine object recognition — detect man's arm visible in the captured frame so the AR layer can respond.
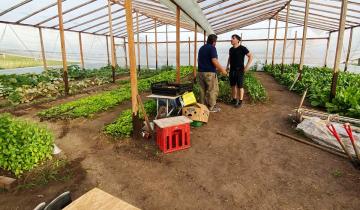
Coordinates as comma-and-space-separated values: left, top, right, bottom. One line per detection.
212, 58, 227, 75
244, 52, 254, 72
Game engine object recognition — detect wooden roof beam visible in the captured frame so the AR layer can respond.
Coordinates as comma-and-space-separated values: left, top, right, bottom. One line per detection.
35, 0, 97, 26
0, 0, 33, 17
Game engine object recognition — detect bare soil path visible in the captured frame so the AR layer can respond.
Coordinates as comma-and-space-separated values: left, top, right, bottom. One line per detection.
1, 72, 359, 210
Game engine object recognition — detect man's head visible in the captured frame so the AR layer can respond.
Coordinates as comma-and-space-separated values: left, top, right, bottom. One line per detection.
207, 34, 218, 46
231, 34, 241, 46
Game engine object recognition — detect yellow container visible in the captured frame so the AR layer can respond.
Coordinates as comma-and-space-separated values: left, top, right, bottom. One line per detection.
182, 92, 197, 106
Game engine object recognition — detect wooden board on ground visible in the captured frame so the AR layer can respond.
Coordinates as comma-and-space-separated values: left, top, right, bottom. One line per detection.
0, 176, 16, 190
153, 116, 192, 128
63, 188, 140, 210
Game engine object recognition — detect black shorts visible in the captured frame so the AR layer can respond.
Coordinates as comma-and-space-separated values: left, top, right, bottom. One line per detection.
229, 70, 245, 88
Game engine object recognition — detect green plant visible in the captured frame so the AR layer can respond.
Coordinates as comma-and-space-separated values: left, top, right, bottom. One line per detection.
264, 64, 360, 118
0, 113, 54, 176
104, 100, 157, 137
38, 66, 193, 120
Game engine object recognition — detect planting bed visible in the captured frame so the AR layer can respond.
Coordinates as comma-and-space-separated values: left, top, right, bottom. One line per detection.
1, 70, 359, 210
264, 64, 360, 118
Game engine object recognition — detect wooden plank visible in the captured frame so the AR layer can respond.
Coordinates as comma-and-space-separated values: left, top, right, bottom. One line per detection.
63, 188, 140, 210
292, 31, 297, 65
176, 6, 181, 83
193, 23, 197, 79
0, 0, 33, 17
204, 30, 206, 44
125, 0, 139, 114
188, 37, 191, 66
38, 28, 47, 70
145, 35, 149, 69
57, 0, 69, 95
271, 14, 279, 67
16, 1, 61, 23
78, 32, 84, 69
106, 35, 110, 65
166, 24, 169, 67
123, 37, 128, 69
324, 32, 331, 67
298, 0, 310, 76
153, 116, 192, 129
113, 36, 117, 66
36, 0, 97, 26
281, 3, 290, 73
108, 0, 116, 83
344, 27, 353, 72
265, 19, 271, 65
136, 11, 141, 71
155, 19, 158, 70
331, 0, 348, 99
0, 176, 16, 190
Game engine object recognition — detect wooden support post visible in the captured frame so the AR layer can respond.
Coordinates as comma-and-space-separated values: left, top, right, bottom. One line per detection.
331, 0, 348, 99
298, 0, 310, 78
38, 27, 47, 70
154, 19, 158, 70
265, 19, 271, 65
324, 32, 331, 67
240, 33, 243, 45
113, 36, 117, 67
78, 32, 84, 69
188, 37, 191, 66
292, 31, 297, 65
193, 23, 197, 79
57, 0, 69, 95
106, 35, 110, 65
203, 30, 206, 44
281, 3, 290, 73
176, 6, 181, 83
123, 37, 128, 69
136, 11, 140, 71
124, 0, 138, 115
271, 14, 279, 67
108, 0, 116, 83
145, 35, 149, 69
166, 24, 169, 67
344, 27, 353, 72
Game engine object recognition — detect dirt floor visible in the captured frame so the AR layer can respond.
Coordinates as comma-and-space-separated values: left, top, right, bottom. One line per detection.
1, 72, 360, 210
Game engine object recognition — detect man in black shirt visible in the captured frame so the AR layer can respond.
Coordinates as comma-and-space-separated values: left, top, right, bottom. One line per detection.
226, 34, 253, 108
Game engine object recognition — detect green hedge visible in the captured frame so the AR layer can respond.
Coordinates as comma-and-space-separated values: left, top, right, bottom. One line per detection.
264, 64, 360, 118
0, 114, 54, 176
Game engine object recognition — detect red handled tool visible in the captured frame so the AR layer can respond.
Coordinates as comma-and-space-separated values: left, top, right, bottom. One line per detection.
326, 124, 353, 161
344, 123, 360, 161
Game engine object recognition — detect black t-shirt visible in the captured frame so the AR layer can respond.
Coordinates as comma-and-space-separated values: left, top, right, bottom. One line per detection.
229, 45, 249, 71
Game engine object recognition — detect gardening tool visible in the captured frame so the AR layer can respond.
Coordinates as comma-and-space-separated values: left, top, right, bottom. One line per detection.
137, 95, 153, 137
326, 123, 353, 161
344, 123, 360, 161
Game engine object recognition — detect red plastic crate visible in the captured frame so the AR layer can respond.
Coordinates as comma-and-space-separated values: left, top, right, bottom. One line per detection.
155, 123, 191, 153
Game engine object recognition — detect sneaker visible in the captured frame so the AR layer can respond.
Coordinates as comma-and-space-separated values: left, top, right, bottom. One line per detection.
235, 100, 243, 108
231, 98, 237, 104
209, 106, 221, 113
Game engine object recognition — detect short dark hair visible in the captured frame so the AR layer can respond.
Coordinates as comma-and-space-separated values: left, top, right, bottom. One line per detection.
207, 34, 218, 44
232, 34, 241, 43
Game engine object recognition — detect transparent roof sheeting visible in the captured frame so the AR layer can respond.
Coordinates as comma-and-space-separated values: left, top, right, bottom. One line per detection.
0, 0, 360, 37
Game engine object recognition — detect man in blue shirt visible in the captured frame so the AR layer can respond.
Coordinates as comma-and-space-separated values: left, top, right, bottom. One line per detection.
197, 34, 227, 112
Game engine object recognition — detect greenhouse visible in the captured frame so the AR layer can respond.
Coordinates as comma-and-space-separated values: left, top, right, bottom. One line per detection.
0, 0, 360, 209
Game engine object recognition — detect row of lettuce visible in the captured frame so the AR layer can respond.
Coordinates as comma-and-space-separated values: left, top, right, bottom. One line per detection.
0, 65, 171, 106
264, 64, 360, 118
2, 66, 267, 176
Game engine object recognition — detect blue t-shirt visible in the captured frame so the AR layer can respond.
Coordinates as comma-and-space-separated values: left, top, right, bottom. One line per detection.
198, 44, 218, 73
